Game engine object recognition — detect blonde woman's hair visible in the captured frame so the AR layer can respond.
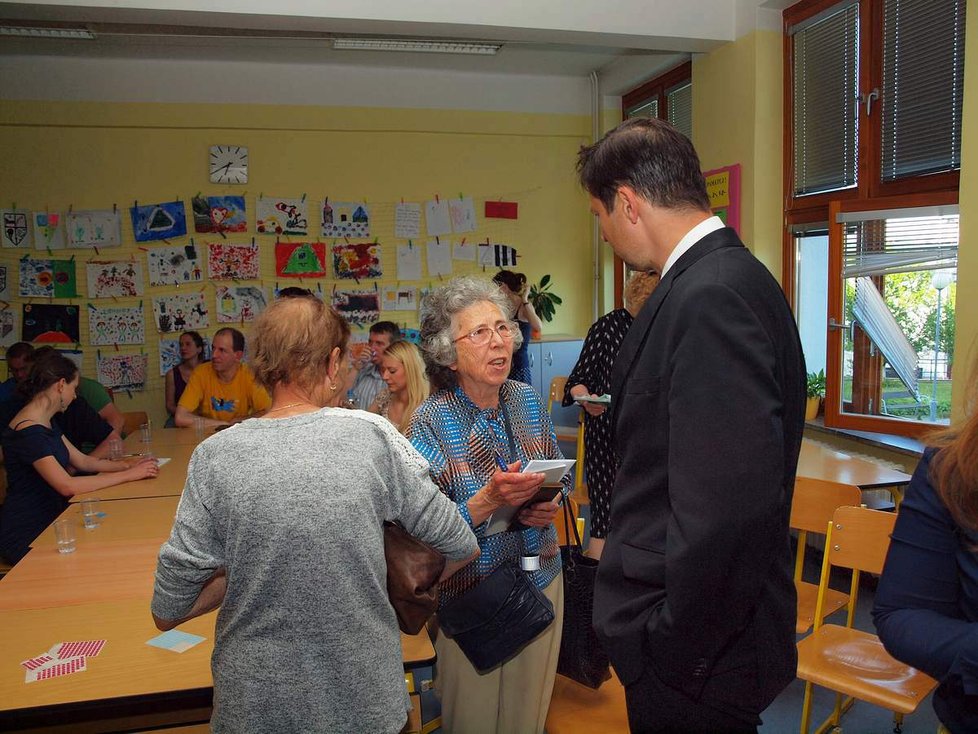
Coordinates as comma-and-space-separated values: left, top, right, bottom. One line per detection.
250, 297, 350, 397
624, 270, 660, 315
383, 340, 430, 434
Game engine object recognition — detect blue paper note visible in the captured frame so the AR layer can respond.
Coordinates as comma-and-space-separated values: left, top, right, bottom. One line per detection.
146, 629, 205, 653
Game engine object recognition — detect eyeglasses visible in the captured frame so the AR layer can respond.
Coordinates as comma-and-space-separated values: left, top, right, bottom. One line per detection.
454, 321, 518, 346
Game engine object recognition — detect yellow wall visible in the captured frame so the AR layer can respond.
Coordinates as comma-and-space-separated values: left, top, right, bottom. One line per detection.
691, 29, 784, 278
0, 101, 593, 425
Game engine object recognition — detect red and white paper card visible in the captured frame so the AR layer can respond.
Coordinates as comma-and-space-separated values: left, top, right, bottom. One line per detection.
25, 656, 86, 683
51, 640, 106, 659
20, 654, 53, 671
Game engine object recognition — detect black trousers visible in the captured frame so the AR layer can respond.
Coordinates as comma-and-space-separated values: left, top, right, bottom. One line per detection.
623, 663, 761, 734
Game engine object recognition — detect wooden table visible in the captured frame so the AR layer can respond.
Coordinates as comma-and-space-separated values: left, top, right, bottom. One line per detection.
70, 442, 197, 502
34, 497, 179, 548
797, 439, 911, 489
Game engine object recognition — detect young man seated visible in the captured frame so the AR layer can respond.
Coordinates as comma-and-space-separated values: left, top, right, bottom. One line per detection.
174, 327, 271, 428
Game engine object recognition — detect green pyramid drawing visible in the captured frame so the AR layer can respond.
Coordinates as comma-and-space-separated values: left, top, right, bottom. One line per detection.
283, 243, 323, 274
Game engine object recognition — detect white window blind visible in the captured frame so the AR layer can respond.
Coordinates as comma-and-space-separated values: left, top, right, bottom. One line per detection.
880, 0, 966, 181
627, 98, 658, 119
791, 2, 859, 196
841, 208, 959, 278
667, 82, 692, 139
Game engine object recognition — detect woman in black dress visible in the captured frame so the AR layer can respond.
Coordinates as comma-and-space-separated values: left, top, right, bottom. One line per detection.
562, 271, 659, 558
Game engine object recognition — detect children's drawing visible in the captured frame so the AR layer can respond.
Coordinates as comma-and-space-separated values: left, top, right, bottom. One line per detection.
478, 243, 519, 268
159, 336, 211, 375
19, 259, 78, 298
401, 327, 421, 345
425, 199, 452, 237
86, 261, 144, 298
381, 286, 417, 311
275, 242, 326, 278
332, 243, 382, 280
396, 244, 422, 281
192, 195, 247, 235
332, 289, 381, 329
449, 197, 477, 233
33, 211, 66, 250
321, 200, 370, 238
216, 286, 267, 323
130, 201, 188, 242
0, 265, 8, 300
207, 242, 260, 280
453, 241, 476, 261
395, 203, 421, 239
97, 353, 148, 391
22, 303, 80, 343
147, 244, 203, 286
0, 308, 19, 348
256, 197, 309, 236
2, 209, 32, 248
426, 239, 453, 277
88, 305, 145, 346
67, 209, 122, 248
153, 293, 209, 333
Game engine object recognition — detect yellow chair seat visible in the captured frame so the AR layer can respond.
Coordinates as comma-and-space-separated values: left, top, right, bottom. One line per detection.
546, 669, 628, 733
795, 579, 849, 634
797, 624, 936, 715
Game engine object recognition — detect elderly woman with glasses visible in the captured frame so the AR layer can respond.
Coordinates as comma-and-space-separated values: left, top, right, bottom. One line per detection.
408, 276, 570, 734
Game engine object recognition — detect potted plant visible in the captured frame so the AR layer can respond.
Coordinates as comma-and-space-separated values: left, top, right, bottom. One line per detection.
806, 369, 825, 420
527, 274, 562, 323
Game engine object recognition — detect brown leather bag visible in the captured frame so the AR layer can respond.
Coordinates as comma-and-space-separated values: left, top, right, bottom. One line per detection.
383, 521, 446, 634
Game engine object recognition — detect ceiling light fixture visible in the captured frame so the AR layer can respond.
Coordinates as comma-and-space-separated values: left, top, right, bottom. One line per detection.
0, 26, 95, 40
332, 38, 500, 55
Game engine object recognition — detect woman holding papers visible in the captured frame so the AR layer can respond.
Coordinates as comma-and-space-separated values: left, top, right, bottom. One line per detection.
151, 297, 478, 734
562, 270, 659, 559
409, 276, 571, 734
369, 340, 430, 435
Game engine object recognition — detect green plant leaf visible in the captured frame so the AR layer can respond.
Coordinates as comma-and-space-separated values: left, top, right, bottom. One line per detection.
540, 274, 551, 287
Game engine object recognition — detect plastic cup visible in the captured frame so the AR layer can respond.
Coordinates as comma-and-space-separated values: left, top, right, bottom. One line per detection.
140, 422, 152, 443
108, 437, 123, 460
81, 498, 101, 529
54, 517, 76, 553
193, 415, 205, 438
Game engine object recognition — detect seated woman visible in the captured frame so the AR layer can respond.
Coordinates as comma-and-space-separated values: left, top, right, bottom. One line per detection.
0, 350, 159, 565
492, 270, 543, 386
369, 340, 430, 435
408, 276, 569, 734
874, 369, 978, 734
164, 331, 205, 427
151, 296, 478, 734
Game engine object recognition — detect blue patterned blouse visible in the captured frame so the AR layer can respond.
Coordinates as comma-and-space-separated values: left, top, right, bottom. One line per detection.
408, 380, 570, 605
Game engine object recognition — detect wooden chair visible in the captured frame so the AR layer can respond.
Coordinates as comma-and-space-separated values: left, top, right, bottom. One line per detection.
546, 667, 628, 733
121, 410, 148, 439
554, 495, 584, 547
797, 505, 937, 734
547, 376, 578, 445
791, 477, 863, 634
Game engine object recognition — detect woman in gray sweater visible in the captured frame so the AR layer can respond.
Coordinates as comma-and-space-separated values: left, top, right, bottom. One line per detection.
151, 296, 478, 734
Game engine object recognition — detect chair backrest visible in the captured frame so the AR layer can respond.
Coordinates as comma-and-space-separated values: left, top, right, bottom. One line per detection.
791, 477, 863, 534
827, 505, 897, 575
121, 410, 148, 439
554, 495, 582, 547
547, 376, 568, 413
574, 413, 586, 491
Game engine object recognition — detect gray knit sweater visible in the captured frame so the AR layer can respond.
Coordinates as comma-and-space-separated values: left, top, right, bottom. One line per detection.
151, 408, 478, 734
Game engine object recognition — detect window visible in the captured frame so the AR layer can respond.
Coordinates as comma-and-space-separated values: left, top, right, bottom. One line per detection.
783, 0, 964, 436
616, 62, 692, 305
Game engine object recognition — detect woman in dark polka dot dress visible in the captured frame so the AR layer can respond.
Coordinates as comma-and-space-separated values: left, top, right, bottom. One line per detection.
562, 271, 659, 558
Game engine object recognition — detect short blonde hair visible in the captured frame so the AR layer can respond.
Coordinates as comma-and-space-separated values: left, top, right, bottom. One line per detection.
381, 341, 430, 434
624, 270, 660, 314
250, 297, 350, 393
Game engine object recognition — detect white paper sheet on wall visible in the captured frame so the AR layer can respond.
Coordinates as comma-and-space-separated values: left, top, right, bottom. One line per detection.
449, 197, 477, 233
425, 199, 452, 237
452, 241, 476, 261
395, 203, 421, 239
397, 244, 422, 281
426, 239, 453, 277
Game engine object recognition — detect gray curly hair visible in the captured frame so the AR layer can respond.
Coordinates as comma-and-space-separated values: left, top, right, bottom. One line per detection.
419, 276, 524, 391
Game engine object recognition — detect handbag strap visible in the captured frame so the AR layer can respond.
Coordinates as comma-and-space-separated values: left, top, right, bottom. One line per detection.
561, 495, 583, 575
498, 397, 518, 464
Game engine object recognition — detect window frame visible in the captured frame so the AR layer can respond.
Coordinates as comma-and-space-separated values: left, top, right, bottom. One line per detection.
783, 0, 961, 437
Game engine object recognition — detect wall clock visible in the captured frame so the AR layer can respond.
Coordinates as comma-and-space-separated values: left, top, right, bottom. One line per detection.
209, 145, 248, 185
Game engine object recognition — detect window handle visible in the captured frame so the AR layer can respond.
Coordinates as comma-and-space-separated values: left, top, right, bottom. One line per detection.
859, 88, 880, 117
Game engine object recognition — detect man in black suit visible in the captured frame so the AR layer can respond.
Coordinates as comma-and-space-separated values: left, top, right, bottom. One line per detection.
578, 118, 805, 733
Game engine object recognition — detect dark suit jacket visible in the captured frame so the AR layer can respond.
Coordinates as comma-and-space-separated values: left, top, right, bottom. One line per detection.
593, 227, 806, 716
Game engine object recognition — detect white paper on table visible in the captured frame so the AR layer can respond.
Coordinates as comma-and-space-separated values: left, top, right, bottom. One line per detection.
396, 244, 422, 281
154, 457, 171, 468
425, 199, 452, 236
426, 239, 453, 277
394, 203, 421, 239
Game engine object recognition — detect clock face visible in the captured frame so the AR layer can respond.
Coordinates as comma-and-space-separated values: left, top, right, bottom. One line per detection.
209, 145, 248, 184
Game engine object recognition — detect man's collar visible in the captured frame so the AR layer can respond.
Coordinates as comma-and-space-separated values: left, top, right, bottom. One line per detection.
660, 216, 725, 276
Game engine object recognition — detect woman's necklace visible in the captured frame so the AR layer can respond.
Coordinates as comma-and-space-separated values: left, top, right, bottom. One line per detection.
265, 401, 316, 415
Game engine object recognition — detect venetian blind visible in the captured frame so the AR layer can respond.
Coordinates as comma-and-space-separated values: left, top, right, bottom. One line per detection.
627, 98, 658, 119
791, 2, 859, 196
880, 0, 966, 181
667, 82, 692, 139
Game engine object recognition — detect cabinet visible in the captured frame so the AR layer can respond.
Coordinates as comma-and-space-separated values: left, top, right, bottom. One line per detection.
526, 337, 583, 430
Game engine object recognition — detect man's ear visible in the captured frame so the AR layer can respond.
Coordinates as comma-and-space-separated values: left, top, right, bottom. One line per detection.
617, 187, 642, 225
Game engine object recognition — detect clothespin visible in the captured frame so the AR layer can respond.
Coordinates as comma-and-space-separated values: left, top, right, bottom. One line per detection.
301, 193, 306, 202
408, 239, 413, 249
126, 389, 133, 400
112, 203, 117, 213
435, 194, 440, 204
69, 204, 73, 214
113, 342, 119, 352
459, 192, 464, 200
93, 245, 100, 256
138, 246, 148, 252
46, 246, 52, 256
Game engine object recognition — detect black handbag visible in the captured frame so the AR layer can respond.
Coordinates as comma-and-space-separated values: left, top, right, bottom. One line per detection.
556, 500, 612, 688
438, 560, 555, 673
